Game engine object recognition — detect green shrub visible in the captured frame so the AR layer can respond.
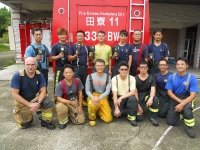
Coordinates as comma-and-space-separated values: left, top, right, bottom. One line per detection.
0, 43, 10, 52
4, 59, 15, 66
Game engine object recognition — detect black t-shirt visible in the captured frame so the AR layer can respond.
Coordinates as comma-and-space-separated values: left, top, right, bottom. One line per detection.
51, 42, 70, 67
135, 75, 156, 93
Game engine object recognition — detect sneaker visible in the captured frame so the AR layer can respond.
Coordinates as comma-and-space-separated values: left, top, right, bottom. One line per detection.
149, 117, 159, 126
186, 127, 195, 138
130, 120, 138, 127
59, 123, 67, 129
41, 120, 56, 130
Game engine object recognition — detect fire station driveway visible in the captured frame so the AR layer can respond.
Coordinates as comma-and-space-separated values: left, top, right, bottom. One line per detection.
0, 65, 200, 150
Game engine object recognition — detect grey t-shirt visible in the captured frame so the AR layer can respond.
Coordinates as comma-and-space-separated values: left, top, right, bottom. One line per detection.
55, 78, 83, 98
85, 73, 111, 100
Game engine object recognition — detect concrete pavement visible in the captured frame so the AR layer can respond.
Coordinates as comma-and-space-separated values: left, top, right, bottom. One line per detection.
0, 64, 200, 150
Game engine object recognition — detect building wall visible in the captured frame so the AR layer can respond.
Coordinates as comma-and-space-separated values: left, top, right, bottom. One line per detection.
150, 3, 200, 68
150, 3, 200, 23
162, 29, 179, 58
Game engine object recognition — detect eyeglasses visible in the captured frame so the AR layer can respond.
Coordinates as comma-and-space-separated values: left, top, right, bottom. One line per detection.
119, 68, 128, 71
139, 66, 148, 69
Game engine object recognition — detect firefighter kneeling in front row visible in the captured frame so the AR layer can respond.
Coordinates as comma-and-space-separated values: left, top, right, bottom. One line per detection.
135, 61, 159, 126
112, 61, 138, 126
11, 57, 56, 130
165, 57, 198, 138
85, 59, 113, 126
54, 64, 85, 129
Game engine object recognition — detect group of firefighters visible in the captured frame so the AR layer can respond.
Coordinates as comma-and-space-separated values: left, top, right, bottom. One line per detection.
10, 27, 198, 139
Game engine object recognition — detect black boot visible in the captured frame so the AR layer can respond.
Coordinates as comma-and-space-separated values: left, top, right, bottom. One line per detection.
20, 119, 33, 129
37, 111, 42, 120
41, 120, 56, 130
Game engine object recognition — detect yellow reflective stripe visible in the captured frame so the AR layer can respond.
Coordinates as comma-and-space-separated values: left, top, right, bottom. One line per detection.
184, 118, 195, 123
180, 114, 183, 120
42, 112, 53, 118
127, 114, 136, 121
192, 100, 195, 109
184, 118, 195, 127
145, 95, 149, 101
149, 107, 158, 113
54, 70, 61, 89
17, 123, 23, 129
59, 117, 69, 125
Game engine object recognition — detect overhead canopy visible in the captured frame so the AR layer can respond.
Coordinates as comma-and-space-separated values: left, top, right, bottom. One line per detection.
0, 0, 199, 22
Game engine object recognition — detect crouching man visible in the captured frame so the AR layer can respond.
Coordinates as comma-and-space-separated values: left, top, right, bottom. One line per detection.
166, 57, 198, 138
135, 61, 159, 126
85, 59, 113, 126
11, 57, 55, 130
55, 64, 85, 129
112, 61, 138, 126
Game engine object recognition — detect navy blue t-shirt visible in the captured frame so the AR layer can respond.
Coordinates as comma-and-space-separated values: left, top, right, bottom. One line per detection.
68, 44, 89, 66
112, 44, 129, 63
128, 43, 148, 67
10, 70, 46, 101
155, 72, 172, 90
51, 42, 69, 67
147, 43, 169, 61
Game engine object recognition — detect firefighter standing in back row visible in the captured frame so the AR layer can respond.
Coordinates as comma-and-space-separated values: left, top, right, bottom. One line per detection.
147, 29, 169, 75
68, 30, 89, 105
51, 28, 69, 92
91, 30, 112, 76
111, 30, 130, 77
25, 27, 50, 86
128, 29, 148, 76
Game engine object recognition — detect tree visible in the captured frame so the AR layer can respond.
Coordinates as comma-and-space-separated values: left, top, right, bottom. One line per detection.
0, 7, 11, 37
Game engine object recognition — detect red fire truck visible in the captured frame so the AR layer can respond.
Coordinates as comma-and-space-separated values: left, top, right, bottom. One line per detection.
52, 0, 150, 73
19, 0, 149, 73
